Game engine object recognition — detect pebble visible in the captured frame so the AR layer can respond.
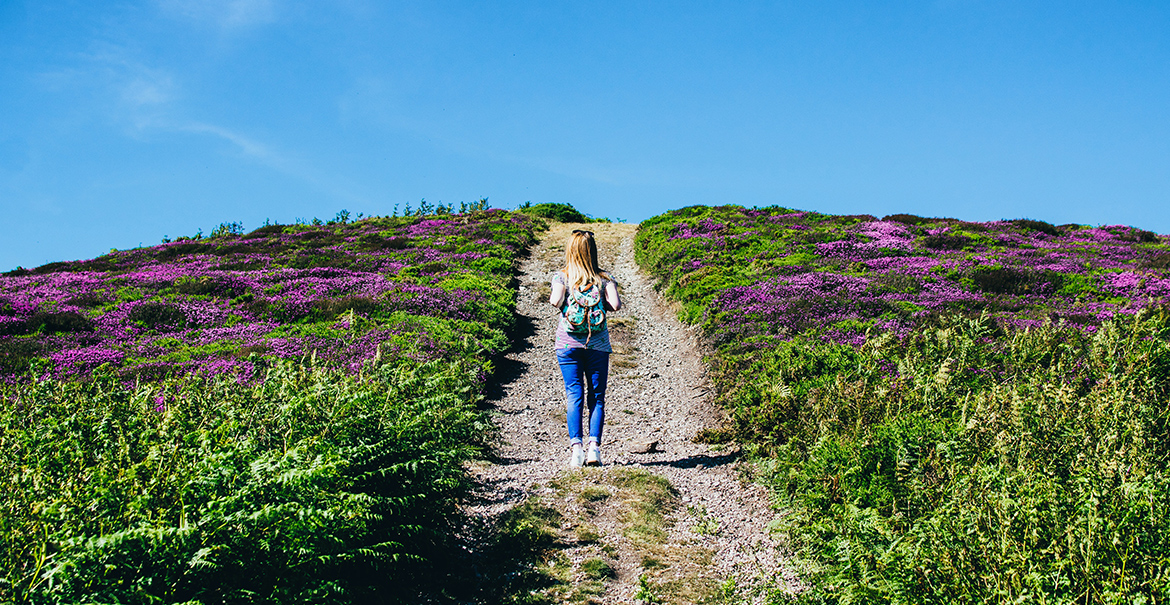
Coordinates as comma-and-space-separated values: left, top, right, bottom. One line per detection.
629, 439, 659, 454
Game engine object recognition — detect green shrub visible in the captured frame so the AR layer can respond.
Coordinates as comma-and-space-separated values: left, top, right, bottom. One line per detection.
1011, 218, 1061, 236
517, 202, 589, 223
1, 359, 490, 604
209, 221, 245, 238
761, 311, 1170, 604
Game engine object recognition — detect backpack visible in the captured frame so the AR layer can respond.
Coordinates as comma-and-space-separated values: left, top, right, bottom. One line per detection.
562, 281, 606, 338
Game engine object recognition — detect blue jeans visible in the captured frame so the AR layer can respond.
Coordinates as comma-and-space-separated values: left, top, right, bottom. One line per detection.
557, 348, 609, 445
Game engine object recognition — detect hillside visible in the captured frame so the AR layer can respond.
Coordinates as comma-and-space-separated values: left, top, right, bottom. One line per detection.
0, 209, 545, 603
5, 202, 1170, 604
0, 210, 536, 381
638, 207, 1169, 344
637, 205, 1170, 604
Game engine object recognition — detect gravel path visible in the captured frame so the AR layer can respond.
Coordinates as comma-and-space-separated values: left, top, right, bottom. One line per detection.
470, 223, 801, 603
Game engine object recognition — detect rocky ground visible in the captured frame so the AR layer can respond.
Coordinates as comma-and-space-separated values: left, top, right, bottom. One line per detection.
467, 222, 802, 604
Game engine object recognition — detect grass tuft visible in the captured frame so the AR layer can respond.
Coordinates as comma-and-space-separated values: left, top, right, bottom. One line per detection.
580, 557, 616, 580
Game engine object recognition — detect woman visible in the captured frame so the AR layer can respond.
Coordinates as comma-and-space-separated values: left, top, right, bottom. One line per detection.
549, 229, 622, 467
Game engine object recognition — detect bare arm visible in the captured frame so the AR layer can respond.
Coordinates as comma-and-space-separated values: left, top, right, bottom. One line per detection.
550, 280, 566, 308
604, 280, 622, 312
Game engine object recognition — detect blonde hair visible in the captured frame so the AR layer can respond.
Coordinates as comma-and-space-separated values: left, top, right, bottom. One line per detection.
564, 231, 610, 289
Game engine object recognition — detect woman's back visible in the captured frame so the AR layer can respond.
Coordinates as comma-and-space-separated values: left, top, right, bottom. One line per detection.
551, 270, 614, 352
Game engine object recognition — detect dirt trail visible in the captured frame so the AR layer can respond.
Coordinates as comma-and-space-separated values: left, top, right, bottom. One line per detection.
470, 223, 800, 603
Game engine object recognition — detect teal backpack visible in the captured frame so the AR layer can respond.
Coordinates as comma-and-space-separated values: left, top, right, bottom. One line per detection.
563, 282, 606, 339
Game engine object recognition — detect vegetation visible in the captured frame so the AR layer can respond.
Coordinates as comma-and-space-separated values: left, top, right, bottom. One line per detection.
0, 207, 547, 603
2, 360, 488, 603
636, 205, 1170, 603
0, 208, 539, 381
518, 202, 609, 224
538, 469, 731, 605
14, 196, 1170, 603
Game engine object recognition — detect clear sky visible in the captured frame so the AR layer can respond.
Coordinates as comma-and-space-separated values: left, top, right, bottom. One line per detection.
2, 1, 1169, 271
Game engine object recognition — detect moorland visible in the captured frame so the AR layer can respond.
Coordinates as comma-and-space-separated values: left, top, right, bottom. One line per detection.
2, 201, 1168, 604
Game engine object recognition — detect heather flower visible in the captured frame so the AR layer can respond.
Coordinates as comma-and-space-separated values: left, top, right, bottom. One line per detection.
0, 211, 540, 382
639, 205, 1169, 348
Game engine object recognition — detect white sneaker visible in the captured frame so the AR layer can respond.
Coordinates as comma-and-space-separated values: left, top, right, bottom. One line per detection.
585, 444, 602, 466
569, 445, 585, 468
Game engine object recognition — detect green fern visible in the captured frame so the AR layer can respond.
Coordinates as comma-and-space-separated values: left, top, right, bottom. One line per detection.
2, 358, 496, 604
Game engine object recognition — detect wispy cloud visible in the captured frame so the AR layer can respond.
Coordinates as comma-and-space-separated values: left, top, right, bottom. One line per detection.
172, 122, 372, 206
40, 44, 369, 206
157, 0, 278, 29
36, 45, 179, 132
121, 75, 173, 107
180, 122, 277, 163
57, 47, 282, 167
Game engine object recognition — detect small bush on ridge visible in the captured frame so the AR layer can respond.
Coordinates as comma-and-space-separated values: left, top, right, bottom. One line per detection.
518, 202, 590, 223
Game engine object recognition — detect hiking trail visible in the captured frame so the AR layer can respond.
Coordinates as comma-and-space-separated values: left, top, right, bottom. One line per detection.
468, 222, 801, 604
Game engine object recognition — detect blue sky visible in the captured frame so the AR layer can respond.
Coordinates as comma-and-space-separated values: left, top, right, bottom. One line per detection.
2, 1, 1168, 271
